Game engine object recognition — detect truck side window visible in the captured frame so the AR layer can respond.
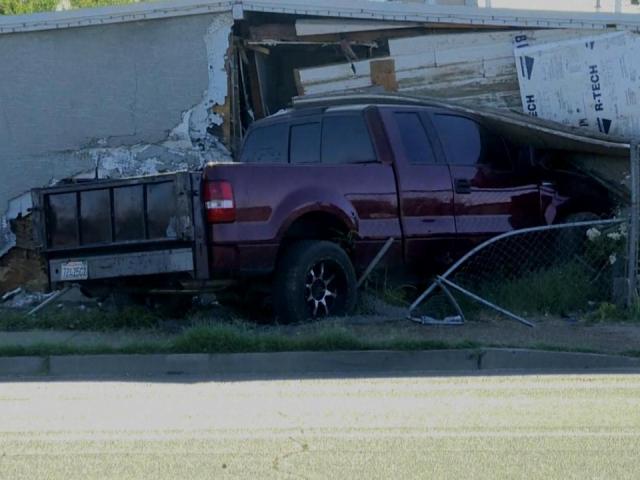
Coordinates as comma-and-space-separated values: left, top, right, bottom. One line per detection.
290, 123, 321, 164
394, 112, 436, 164
433, 114, 512, 170
240, 123, 288, 164
433, 114, 481, 165
321, 114, 376, 164
481, 131, 513, 172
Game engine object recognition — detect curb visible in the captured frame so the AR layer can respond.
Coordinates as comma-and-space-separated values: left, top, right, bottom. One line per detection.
1, 349, 639, 378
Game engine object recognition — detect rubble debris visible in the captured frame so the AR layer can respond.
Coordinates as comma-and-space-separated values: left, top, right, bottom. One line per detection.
1, 289, 55, 309
0, 214, 48, 294
295, 29, 611, 109
1, 287, 22, 303
0, 192, 32, 258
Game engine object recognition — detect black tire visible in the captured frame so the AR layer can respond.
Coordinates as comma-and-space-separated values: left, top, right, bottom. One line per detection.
273, 240, 357, 324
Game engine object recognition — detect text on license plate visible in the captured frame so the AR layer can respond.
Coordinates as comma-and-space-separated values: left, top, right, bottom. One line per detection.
60, 261, 89, 281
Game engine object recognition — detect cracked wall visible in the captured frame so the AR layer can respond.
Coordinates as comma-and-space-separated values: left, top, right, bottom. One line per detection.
0, 11, 234, 260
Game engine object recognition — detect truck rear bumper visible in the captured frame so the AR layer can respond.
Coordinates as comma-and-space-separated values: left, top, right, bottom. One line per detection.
49, 248, 194, 283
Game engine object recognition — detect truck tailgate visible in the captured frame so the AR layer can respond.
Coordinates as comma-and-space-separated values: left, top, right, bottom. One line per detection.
31, 172, 209, 283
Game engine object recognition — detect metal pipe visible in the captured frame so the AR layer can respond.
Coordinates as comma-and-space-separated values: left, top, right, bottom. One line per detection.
27, 286, 71, 317
357, 237, 394, 289
438, 277, 535, 328
628, 141, 639, 306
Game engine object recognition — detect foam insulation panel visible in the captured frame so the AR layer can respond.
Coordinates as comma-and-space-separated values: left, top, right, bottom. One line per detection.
515, 31, 640, 140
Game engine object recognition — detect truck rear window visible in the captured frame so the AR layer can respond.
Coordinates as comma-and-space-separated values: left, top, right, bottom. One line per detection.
321, 114, 376, 164
240, 123, 288, 164
290, 123, 321, 164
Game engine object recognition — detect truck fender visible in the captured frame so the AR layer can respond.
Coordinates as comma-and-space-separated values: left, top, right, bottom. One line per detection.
273, 187, 358, 241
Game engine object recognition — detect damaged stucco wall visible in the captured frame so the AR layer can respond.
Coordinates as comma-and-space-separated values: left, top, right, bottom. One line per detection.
0, 11, 233, 257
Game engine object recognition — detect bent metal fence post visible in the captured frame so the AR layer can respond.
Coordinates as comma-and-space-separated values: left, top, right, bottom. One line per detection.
409, 218, 625, 328
627, 141, 640, 306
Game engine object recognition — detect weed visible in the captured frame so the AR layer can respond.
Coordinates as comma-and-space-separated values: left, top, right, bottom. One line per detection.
475, 262, 601, 316
0, 341, 168, 358
172, 323, 482, 355
0, 306, 160, 332
586, 302, 624, 323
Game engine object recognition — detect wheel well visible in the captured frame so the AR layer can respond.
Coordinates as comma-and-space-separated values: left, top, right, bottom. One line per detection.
280, 212, 354, 256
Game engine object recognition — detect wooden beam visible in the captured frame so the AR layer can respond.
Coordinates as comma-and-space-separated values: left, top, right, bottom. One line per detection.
370, 59, 398, 92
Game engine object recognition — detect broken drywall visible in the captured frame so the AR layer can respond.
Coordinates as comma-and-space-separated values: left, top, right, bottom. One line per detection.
0, 193, 32, 258
190, 13, 234, 149
0, 12, 233, 266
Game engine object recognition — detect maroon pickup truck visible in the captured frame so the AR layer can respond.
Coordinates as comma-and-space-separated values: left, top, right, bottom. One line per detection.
33, 100, 612, 322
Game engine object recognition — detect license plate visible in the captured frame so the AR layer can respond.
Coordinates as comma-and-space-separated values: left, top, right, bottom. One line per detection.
60, 261, 89, 281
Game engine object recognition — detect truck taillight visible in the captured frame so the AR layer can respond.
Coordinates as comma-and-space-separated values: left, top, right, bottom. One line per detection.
204, 181, 235, 223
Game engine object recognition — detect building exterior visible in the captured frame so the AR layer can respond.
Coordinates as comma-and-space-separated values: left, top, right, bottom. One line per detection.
1, 0, 639, 291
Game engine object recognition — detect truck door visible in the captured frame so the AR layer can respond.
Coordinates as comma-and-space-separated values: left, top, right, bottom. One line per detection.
380, 107, 456, 270
429, 112, 541, 239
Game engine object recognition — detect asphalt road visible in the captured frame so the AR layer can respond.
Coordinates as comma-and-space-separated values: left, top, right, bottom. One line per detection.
1, 372, 639, 479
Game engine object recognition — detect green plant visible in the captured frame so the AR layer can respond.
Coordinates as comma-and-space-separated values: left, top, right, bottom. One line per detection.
0, 0, 143, 15
0, 0, 57, 15
0, 306, 159, 331
587, 302, 623, 323
477, 262, 600, 316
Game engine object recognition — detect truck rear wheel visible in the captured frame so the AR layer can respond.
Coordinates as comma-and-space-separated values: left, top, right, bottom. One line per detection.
274, 241, 357, 324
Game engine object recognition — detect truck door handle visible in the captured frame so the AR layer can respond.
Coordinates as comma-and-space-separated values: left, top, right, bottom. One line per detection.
454, 178, 472, 194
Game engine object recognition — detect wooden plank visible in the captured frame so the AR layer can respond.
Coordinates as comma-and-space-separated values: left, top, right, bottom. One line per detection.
370, 59, 398, 92
296, 18, 419, 36
249, 23, 298, 41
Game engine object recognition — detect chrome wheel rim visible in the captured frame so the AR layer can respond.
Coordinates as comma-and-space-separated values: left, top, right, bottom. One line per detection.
305, 261, 342, 317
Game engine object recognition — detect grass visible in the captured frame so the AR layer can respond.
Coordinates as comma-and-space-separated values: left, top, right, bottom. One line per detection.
0, 322, 481, 357
585, 301, 640, 323
172, 323, 480, 354
474, 262, 601, 316
0, 342, 165, 357
0, 306, 159, 332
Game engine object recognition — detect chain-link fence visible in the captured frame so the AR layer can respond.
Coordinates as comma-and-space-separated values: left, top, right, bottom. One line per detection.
409, 218, 629, 327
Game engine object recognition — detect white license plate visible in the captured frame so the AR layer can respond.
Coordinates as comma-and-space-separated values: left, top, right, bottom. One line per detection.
60, 261, 89, 281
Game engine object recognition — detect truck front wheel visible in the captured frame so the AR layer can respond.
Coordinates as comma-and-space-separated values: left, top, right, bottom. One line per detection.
274, 241, 357, 324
